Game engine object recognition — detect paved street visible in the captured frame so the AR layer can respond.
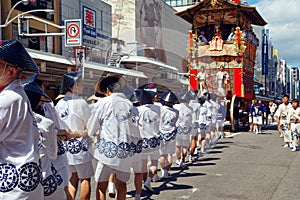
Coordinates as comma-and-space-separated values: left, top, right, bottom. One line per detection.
81, 127, 300, 200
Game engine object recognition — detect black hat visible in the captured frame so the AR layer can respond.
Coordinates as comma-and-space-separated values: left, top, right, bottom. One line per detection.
95, 76, 126, 94
0, 40, 39, 72
179, 91, 193, 103
161, 91, 178, 103
143, 83, 157, 99
130, 89, 142, 104
62, 71, 81, 92
22, 74, 50, 99
139, 89, 154, 105
198, 95, 206, 105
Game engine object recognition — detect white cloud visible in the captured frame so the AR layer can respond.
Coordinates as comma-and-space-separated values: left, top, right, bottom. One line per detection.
254, 0, 300, 66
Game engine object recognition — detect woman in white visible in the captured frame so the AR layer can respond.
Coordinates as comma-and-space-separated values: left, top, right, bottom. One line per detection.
159, 91, 179, 178
274, 94, 293, 148
0, 40, 43, 199
56, 72, 93, 200
87, 76, 139, 200
287, 99, 300, 151
174, 92, 193, 167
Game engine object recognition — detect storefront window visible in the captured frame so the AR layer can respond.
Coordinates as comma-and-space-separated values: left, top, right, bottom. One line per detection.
12, 0, 54, 21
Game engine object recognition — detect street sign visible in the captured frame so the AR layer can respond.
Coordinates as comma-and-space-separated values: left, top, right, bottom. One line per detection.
65, 19, 82, 47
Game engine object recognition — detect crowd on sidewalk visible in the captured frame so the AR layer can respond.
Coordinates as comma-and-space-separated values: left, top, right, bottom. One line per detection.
248, 95, 300, 152
0, 39, 227, 200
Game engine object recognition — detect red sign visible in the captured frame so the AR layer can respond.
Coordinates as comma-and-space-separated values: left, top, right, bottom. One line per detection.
189, 69, 198, 91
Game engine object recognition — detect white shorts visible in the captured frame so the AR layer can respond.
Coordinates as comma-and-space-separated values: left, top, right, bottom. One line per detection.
249, 115, 253, 123
253, 116, 262, 125
95, 162, 130, 183
159, 140, 176, 155
57, 166, 68, 187
176, 137, 190, 147
69, 160, 94, 179
216, 120, 224, 129
131, 154, 143, 173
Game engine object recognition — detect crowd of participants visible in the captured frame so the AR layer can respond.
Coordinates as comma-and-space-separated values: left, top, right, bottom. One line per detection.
248, 95, 300, 152
0, 40, 228, 200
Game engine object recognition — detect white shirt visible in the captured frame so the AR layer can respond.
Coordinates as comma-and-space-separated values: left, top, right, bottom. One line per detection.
189, 99, 201, 130
287, 107, 300, 124
87, 93, 138, 172
174, 103, 193, 140
210, 100, 219, 124
55, 92, 93, 165
137, 104, 160, 139
0, 80, 43, 199
159, 105, 179, 140
196, 71, 207, 80
43, 102, 68, 170
217, 101, 226, 121
274, 103, 292, 123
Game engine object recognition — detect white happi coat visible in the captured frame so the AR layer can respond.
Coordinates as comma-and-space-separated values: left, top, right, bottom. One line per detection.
43, 102, 68, 171
287, 106, 300, 138
137, 104, 161, 152
0, 80, 43, 199
274, 103, 292, 126
199, 103, 208, 133
174, 103, 193, 141
189, 99, 201, 136
159, 105, 179, 141
87, 93, 139, 172
55, 92, 93, 165
35, 113, 65, 199
217, 101, 226, 127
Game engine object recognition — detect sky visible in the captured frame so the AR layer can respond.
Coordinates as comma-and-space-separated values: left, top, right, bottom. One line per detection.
247, 0, 300, 66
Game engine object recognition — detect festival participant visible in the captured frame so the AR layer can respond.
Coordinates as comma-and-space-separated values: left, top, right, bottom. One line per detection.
198, 95, 208, 155
196, 66, 208, 95
174, 91, 193, 166
188, 91, 201, 162
287, 99, 300, 152
0, 39, 43, 199
135, 89, 161, 194
248, 99, 256, 132
22, 76, 71, 199
216, 96, 226, 138
56, 72, 93, 200
252, 103, 263, 134
87, 76, 138, 200
34, 77, 73, 199
274, 94, 293, 148
159, 91, 179, 178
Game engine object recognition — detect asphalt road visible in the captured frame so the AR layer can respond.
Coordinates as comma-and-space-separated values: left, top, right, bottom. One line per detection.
78, 126, 300, 199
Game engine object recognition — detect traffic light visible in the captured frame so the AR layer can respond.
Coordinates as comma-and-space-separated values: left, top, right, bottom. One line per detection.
292, 68, 299, 80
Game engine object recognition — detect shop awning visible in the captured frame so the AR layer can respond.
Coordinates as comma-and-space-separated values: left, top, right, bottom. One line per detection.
26, 48, 74, 65
120, 56, 178, 72
84, 62, 147, 78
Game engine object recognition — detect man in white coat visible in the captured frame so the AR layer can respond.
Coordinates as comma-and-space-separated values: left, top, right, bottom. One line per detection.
56, 72, 94, 200
87, 76, 139, 200
274, 94, 293, 148
0, 40, 43, 199
287, 99, 300, 151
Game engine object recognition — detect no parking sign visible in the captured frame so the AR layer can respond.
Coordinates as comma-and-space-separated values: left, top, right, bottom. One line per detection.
65, 19, 82, 47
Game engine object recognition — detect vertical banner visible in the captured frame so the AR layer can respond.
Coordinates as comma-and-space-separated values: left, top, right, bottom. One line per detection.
189, 69, 198, 91
261, 29, 265, 75
265, 29, 269, 75
74, 47, 86, 78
